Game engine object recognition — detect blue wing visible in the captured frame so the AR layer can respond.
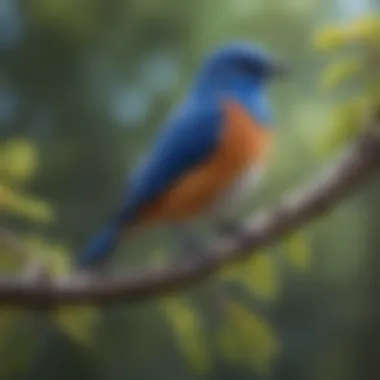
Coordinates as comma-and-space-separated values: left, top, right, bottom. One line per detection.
119, 101, 223, 222
76, 100, 223, 269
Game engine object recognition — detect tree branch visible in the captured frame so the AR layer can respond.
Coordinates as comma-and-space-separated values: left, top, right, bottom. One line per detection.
1, 123, 380, 307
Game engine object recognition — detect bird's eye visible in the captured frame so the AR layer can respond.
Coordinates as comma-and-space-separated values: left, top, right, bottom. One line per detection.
237, 59, 258, 75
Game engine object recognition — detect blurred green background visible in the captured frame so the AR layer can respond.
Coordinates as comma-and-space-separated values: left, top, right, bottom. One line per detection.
1, 0, 380, 379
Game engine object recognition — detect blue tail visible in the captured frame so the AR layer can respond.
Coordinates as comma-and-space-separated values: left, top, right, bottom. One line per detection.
76, 222, 122, 270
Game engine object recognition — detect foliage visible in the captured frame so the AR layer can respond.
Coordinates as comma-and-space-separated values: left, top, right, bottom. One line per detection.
160, 232, 312, 374
0, 138, 101, 374
217, 299, 280, 375
160, 13, 380, 378
315, 15, 380, 153
0, 135, 315, 377
283, 231, 312, 273
160, 296, 212, 373
0, 139, 53, 222
22, 237, 101, 348
1, 1, 378, 380
219, 250, 280, 301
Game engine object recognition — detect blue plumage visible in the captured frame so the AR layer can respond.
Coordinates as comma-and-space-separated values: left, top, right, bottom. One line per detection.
76, 102, 222, 269
76, 222, 122, 269
120, 101, 223, 221
76, 41, 284, 270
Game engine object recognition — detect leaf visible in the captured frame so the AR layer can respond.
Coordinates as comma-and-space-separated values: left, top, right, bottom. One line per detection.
160, 296, 212, 373
321, 59, 360, 90
218, 250, 279, 301
315, 15, 380, 51
314, 25, 346, 51
0, 184, 54, 223
23, 236, 73, 276
316, 97, 369, 154
0, 139, 37, 182
245, 253, 279, 300
45, 244, 72, 276
54, 306, 100, 347
283, 232, 311, 273
343, 15, 380, 45
217, 299, 280, 374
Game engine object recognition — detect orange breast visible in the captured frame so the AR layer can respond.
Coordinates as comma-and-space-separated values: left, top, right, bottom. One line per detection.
136, 100, 273, 224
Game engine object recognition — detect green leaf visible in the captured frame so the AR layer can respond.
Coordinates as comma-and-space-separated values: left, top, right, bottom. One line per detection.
0, 139, 37, 183
314, 25, 347, 51
217, 299, 280, 374
54, 306, 100, 347
283, 232, 312, 273
218, 251, 279, 301
160, 296, 212, 373
316, 97, 369, 154
23, 236, 72, 275
314, 15, 380, 51
321, 59, 360, 90
245, 253, 279, 300
342, 16, 380, 45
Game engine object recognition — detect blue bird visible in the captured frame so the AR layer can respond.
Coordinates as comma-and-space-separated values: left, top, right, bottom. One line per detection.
76, 41, 287, 270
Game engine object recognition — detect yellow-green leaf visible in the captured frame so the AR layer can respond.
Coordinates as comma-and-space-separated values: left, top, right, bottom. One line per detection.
218, 299, 280, 374
54, 306, 100, 347
315, 15, 380, 51
321, 59, 360, 90
218, 251, 279, 301
314, 25, 347, 51
283, 232, 311, 272
0, 139, 37, 182
245, 253, 278, 300
46, 244, 72, 276
22, 236, 72, 276
344, 15, 380, 45
316, 98, 369, 154
0, 185, 54, 223
160, 296, 211, 373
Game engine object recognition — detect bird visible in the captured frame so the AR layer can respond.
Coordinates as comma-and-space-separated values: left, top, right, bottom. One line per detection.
76, 41, 288, 271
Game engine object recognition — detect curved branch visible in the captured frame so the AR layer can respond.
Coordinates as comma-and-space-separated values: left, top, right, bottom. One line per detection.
1, 124, 380, 307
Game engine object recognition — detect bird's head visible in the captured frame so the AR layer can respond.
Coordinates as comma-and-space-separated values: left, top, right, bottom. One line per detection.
193, 42, 288, 97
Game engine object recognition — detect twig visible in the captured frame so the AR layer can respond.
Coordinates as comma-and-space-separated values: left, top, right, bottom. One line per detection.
0, 123, 379, 307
